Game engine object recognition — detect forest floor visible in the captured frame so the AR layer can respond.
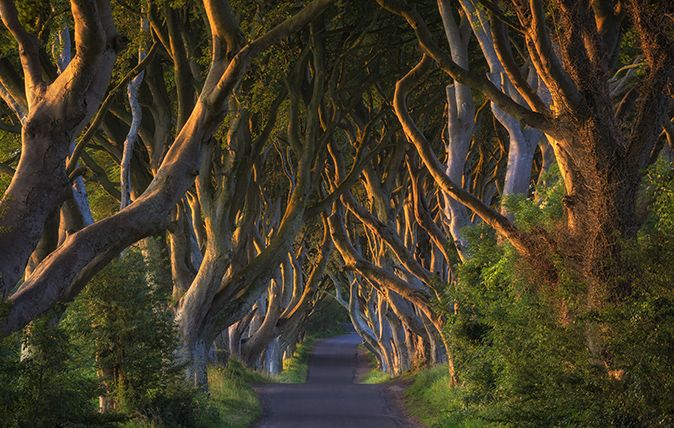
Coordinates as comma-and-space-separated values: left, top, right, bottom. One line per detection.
251, 333, 418, 428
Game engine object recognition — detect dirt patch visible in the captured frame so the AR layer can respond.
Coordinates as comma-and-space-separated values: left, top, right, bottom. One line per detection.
385, 379, 424, 428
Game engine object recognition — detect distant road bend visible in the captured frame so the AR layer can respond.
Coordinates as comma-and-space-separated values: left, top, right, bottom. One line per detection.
253, 333, 417, 428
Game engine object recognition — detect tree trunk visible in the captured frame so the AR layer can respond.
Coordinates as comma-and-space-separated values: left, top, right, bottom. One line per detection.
264, 337, 283, 376
0, 129, 72, 297
182, 339, 209, 389
0, 0, 118, 297
0, 0, 336, 338
387, 313, 410, 373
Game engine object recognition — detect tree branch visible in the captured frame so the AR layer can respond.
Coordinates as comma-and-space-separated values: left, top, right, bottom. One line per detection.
342, 191, 433, 284
394, 54, 535, 258
489, 12, 547, 112
328, 205, 432, 308
375, 0, 556, 136
625, 0, 673, 171
67, 41, 158, 173
0, 0, 335, 338
527, 0, 583, 111
0, 0, 44, 102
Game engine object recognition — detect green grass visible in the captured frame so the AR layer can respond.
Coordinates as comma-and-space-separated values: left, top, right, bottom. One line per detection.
360, 368, 390, 384
274, 325, 350, 384
357, 346, 391, 384
404, 366, 492, 428
274, 338, 315, 384
198, 361, 265, 428
356, 350, 491, 426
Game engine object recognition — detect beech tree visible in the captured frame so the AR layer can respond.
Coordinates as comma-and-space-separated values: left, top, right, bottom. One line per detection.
380, 0, 672, 281
0, 1, 672, 424
0, 0, 335, 339
0, 0, 118, 296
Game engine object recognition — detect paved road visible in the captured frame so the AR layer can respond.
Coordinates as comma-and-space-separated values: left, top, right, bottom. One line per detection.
252, 333, 416, 428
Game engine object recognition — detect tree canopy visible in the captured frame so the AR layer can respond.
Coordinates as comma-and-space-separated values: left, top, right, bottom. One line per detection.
0, 0, 672, 426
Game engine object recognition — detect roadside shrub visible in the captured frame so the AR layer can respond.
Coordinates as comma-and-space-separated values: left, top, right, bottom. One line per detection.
442, 161, 674, 427
0, 314, 100, 428
66, 249, 200, 426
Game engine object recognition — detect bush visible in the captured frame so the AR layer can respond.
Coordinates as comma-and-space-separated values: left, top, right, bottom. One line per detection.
0, 249, 206, 427
0, 314, 101, 427
0, 246, 267, 428
65, 249, 201, 426
193, 362, 263, 428
440, 161, 674, 427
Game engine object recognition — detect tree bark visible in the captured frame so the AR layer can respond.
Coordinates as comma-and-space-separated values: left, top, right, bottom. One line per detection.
0, 0, 118, 296
0, 0, 336, 337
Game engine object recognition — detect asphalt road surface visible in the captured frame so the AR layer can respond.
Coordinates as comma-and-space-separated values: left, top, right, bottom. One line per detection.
252, 333, 417, 428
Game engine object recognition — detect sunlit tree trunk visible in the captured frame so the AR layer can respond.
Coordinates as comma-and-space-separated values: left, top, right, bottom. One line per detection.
437, 0, 474, 258
0, 0, 117, 296
0, 0, 336, 338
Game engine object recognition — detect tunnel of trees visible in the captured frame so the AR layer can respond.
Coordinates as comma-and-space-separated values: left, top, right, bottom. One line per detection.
0, 0, 672, 426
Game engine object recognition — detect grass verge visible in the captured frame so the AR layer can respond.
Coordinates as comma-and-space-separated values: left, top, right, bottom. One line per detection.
122, 360, 264, 428
360, 368, 390, 384
404, 365, 491, 428
196, 361, 266, 428
274, 325, 349, 384
357, 345, 390, 384
274, 338, 314, 384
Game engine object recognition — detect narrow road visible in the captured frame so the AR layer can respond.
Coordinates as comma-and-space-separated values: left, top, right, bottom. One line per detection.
252, 333, 416, 428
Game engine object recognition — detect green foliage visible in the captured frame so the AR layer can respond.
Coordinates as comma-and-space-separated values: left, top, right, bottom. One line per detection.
0, 314, 103, 428
122, 361, 263, 428
275, 337, 313, 384
1, 249, 209, 428
500, 164, 564, 232
437, 160, 674, 427
360, 369, 390, 384
359, 364, 390, 385
0, 131, 20, 193
0, 247, 266, 428
358, 344, 391, 384
66, 249, 201, 426
645, 160, 674, 236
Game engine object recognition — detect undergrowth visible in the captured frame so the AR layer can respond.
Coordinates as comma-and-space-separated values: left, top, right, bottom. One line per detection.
274, 338, 314, 384
404, 366, 493, 428
122, 361, 264, 428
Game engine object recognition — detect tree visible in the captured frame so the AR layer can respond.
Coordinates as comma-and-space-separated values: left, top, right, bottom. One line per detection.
379, 0, 672, 317
0, 0, 336, 339
0, 0, 118, 296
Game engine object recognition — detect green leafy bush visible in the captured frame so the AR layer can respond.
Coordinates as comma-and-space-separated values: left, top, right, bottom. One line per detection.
0, 314, 102, 428
438, 161, 674, 427
64, 249, 210, 427
405, 365, 490, 428
1, 249, 205, 427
